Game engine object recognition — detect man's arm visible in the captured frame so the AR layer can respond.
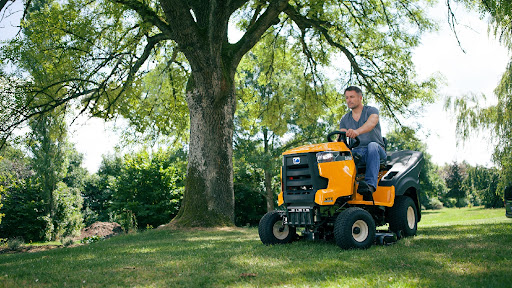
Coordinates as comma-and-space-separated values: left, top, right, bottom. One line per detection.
346, 114, 379, 138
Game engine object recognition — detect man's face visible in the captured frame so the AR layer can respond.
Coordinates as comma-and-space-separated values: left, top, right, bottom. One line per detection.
345, 90, 362, 110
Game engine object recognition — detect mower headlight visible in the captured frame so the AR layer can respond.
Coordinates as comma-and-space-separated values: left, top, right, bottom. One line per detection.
316, 151, 352, 163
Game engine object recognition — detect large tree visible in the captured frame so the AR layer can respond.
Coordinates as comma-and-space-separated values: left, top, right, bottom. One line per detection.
1, 0, 437, 227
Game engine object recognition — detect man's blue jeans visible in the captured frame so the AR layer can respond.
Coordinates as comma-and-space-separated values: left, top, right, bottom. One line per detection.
352, 142, 387, 189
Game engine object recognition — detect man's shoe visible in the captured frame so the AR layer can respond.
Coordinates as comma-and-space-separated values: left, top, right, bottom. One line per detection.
364, 185, 376, 201
358, 181, 376, 201
357, 181, 371, 195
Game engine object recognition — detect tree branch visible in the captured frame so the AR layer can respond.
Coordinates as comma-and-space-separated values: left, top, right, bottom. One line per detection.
105, 33, 167, 114
230, 0, 288, 67
227, 0, 249, 15
284, 3, 400, 122
112, 0, 173, 38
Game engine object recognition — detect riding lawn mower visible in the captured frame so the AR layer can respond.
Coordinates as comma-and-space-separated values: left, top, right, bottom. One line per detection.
258, 131, 423, 249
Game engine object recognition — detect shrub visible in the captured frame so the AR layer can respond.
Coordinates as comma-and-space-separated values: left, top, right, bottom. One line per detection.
7, 237, 24, 251
429, 197, 444, 210
442, 197, 457, 208
81, 235, 102, 244
62, 237, 75, 247
113, 209, 138, 233
0, 179, 47, 242
52, 182, 84, 239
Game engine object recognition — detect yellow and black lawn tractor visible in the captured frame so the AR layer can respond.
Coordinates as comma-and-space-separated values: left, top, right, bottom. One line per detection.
258, 131, 423, 249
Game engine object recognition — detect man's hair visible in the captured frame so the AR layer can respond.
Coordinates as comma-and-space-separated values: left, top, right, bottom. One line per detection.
344, 86, 363, 96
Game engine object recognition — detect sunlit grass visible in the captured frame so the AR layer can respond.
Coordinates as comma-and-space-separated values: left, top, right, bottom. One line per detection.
420, 206, 507, 227
0, 207, 511, 287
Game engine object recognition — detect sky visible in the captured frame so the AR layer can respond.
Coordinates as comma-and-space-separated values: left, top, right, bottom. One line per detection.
1, 1, 510, 172
404, 2, 509, 168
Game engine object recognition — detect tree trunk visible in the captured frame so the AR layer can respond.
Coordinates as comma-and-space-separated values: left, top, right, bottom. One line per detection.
171, 69, 236, 227
263, 130, 274, 212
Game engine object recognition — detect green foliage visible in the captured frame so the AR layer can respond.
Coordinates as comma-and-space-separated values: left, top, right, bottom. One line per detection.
427, 197, 444, 210
0, 135, 86, 241
52, 182, 84, 239
28, 113, 69, 208
445, 162, 467, 207
62, 237, 75, 247
233, 156, 267, 226
113, 209, 138, 233
27, 113, 87, 240
82, 155, 122, 225
110, 149, 184, 229
465, 165, 501, 208
449, 1, 512, 189
63, 151, 89, 190
0, 145, 39, 238
0, 178, 47, 242
6, 237, 24, 251
81, 235, 102, 244
0, 157, 4, 224
437, 161, 502, 209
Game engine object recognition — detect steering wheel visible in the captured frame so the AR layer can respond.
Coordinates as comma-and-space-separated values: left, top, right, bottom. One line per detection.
326, 131, 360, 149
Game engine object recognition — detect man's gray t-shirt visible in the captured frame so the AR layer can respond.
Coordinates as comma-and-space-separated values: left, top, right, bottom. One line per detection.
339, 106, 384, 148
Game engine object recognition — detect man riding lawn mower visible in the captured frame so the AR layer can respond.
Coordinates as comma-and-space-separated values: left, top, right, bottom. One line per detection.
258, 131, 423, 249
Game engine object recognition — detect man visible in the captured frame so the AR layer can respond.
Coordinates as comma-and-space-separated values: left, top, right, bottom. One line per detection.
339, 86, 386, 198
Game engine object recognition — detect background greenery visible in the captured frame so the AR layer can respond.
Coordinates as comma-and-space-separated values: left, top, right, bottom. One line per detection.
0, 124, 505, 242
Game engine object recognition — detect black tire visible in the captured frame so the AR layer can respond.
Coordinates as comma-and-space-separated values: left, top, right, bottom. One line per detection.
258, 211, 296, 245
387, 196, 418, 238
334, 207, 376, 249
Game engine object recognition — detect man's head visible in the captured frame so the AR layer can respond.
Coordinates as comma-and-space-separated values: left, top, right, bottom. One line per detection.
344, 86, 363, 110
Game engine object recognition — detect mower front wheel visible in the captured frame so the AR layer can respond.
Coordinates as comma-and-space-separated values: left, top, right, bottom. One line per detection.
334, 207, 376, 249
258, 211, 296, 245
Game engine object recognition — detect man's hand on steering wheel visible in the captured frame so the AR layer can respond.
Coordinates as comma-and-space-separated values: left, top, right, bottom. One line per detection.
327, 131, 360, 149
346, 129, 360, 139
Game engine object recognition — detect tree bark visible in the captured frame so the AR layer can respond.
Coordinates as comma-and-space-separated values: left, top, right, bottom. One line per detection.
263, 129, 274, 212
171, 68, 237, 227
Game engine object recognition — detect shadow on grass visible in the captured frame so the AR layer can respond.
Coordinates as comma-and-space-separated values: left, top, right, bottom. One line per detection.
1, 223, 512, 287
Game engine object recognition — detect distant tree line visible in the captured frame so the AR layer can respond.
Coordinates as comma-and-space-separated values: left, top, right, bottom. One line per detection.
439, 162, 502, 209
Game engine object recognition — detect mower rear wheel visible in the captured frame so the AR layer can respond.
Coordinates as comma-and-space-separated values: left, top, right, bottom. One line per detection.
334, 207, 376, 249
387, 196, 418, 238
258, 211, 296, 245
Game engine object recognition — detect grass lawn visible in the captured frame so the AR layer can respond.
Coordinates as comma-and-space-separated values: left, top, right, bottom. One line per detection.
1, 207, 511, 287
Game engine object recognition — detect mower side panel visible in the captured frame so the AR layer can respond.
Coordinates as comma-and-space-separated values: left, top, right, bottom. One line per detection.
315, 160, 356, 205
348, 185, 395, 207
